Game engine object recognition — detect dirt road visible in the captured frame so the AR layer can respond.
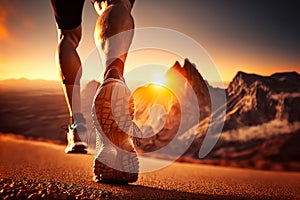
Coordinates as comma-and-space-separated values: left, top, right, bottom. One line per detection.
1, 134, 299, 199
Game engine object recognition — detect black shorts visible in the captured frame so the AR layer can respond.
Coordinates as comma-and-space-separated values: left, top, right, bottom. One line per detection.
50, 0, 85, 30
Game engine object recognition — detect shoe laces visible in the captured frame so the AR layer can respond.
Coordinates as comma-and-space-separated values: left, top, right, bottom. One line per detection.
70, 121, 87, 133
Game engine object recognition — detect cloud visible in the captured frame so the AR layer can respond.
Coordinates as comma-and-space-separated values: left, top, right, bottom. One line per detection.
0, 0, 36, 43
0, 9, 10, 41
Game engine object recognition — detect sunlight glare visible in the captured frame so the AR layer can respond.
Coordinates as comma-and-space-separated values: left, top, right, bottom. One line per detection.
152, 72, 166, 85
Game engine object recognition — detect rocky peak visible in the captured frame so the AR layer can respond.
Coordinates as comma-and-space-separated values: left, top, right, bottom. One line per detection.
168, 59, 207, 89
270, 71, 300, 93
224, 71, 300, 130
271, 71, 299, 80
227, 71, 268, 98
227, 71, 300, 97
166, 59, 212, 119
133, 59, 214, 152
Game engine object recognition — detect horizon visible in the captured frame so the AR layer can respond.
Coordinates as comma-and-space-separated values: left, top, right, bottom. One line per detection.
0, 69, 299, 90
1, 69, 298, 81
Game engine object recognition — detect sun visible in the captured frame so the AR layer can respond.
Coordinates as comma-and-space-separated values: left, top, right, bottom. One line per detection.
152, 72, 166, 85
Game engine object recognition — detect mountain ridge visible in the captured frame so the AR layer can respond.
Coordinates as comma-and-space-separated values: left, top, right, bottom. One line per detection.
0, 63, 299, 171
130, 60, 300, 171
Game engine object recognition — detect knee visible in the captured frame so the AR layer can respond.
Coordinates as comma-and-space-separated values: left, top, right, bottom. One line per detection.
58, 26, 82, 48
94, 0, 135, 15
95, 4, 134, 40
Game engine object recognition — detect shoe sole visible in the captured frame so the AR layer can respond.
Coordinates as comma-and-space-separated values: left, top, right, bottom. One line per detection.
93, 80, 139, 184
65, 143, 88, 154
93, 149, 139, 184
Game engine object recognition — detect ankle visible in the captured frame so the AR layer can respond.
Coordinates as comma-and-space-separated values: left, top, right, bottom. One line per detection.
70, 113, 86, 124
104, 67, 123, 80
104, 58, 124, 80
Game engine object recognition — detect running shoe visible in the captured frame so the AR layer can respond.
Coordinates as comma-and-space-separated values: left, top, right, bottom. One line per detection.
65, 113, 88, 154
92, 75, 140, 184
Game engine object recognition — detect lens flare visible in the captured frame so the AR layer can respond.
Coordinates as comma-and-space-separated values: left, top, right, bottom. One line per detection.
152, 72, 166, 86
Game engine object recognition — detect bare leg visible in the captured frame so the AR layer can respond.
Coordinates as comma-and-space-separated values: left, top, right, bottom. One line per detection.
55, 25, 88, 153
55, 26, 82, 120
92, 0, 139, 183
93, 0, 134, 79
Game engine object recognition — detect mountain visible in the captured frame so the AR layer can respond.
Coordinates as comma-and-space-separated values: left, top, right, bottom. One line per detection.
182, 71, 300, 171
132, 60, 300, 171
225, 71, 300, 129
132, 59, 213, 153
165, 59, 212, 121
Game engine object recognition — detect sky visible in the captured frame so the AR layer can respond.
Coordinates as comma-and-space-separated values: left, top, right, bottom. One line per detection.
0, 0, 299, 84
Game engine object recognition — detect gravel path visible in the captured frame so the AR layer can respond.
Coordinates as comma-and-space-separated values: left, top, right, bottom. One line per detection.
1, 134, 300, 199
0, 178, 112, 200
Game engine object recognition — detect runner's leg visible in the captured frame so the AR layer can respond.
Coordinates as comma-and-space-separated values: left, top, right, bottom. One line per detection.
93, 0, 135, 80
50, 0, 88, 153
50, 0, 85, 120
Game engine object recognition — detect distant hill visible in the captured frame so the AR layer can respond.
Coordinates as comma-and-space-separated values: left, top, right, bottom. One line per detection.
0, 78, 62, 94
0, 78, 68, 141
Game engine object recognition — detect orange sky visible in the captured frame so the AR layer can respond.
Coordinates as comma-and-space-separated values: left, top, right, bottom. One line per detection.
0, 0, 299, 85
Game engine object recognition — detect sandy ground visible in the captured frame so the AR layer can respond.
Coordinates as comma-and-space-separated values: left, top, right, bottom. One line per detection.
1, 134, 300, 199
